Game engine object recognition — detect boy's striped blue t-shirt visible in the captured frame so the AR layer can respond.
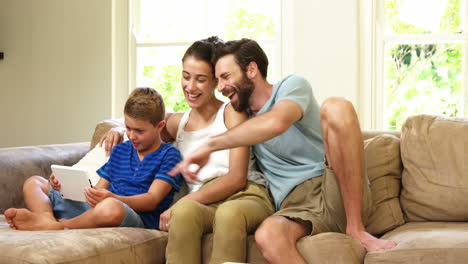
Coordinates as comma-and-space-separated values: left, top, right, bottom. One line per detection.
97, 141, 182, 229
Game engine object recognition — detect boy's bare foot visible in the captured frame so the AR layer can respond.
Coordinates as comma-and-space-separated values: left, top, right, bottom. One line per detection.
348, 230, 397, 252
4, 208, 64, 231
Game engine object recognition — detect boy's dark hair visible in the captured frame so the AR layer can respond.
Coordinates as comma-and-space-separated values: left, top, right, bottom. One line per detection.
124, 87, 165, 125
214, 38, 269, 79
182, 36, 224, 76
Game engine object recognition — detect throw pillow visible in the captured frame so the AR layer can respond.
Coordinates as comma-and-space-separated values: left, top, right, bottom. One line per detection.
90, 118, 124, 149
75, 121, 128, 186
400, 114, 468, 221
364, 134, 405, 235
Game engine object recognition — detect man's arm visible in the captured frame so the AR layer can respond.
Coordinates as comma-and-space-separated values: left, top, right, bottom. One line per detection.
170, 100, 303, 180
210, 100, 302, 150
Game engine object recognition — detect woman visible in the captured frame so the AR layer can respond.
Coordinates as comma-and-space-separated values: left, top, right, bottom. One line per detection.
101, 37, 273, 264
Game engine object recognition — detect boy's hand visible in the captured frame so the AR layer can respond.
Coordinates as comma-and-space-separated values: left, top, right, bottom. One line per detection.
99, 127, 125, 153
159, 207, 172, 232
85, 187, 113, 207
49, 173, 61, 191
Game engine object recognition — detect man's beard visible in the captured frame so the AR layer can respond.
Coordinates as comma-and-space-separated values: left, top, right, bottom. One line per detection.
231, 74, 254, 112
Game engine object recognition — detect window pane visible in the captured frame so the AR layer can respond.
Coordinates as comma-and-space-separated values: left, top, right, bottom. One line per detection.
138, 0, 280, 43
384, 0, 462, 34
383, 43, 463, 129
138, 0, 205, 43
137, 46, 189, 112
207, 0, 280, 40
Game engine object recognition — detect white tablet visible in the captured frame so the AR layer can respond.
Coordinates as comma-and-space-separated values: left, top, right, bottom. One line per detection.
51, 165, 93, 202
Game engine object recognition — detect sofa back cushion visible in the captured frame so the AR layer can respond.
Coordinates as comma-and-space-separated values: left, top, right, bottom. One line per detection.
400, 114, 468, 221
364, 134, 405, 235
90, 119, 124, 149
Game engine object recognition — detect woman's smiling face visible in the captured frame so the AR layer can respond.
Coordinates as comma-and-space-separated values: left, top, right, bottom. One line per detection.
181, 56, 218, 108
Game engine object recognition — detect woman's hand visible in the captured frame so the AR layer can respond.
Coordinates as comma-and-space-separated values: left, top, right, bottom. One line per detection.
99, 127, 125, 153
159, 207, 173, 232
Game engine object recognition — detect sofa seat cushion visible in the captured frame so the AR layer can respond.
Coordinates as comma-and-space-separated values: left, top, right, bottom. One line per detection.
0, 215, 167, 264
400, 114, 468, 221
202, 232, 366, 264
365, 222, 468, 264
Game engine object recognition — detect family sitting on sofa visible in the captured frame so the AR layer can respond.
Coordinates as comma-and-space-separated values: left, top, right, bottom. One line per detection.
4, 37, 396, 264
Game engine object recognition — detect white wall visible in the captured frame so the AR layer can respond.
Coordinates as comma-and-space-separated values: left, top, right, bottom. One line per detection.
282, 0, 360, 113
0, 0, 115, 147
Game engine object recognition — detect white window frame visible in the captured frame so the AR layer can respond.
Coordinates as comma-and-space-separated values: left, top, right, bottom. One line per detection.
360, 0, 468, 130
128, 0, 284, 92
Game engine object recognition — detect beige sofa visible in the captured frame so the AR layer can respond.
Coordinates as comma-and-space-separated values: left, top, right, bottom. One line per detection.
0, 114, 466, 263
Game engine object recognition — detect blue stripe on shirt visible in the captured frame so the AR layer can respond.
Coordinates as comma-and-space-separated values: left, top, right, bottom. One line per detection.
96, 141, 182, 229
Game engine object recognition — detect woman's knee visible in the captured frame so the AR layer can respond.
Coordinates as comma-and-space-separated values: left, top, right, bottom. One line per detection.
213, 202, 248, 230
171, 200, 204, 223
215, 202, 245, 220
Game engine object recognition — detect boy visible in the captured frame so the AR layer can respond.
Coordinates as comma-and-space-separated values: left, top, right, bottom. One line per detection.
4, 87, 182, 230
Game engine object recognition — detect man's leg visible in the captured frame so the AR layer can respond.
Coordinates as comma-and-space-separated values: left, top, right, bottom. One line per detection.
255, 216, 310, 264
4, 175, 63, 230
320, 97, 396, 252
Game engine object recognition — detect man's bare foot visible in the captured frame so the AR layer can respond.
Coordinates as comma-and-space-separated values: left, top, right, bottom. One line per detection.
348, 230, 397, 252
4, 208, 64, 231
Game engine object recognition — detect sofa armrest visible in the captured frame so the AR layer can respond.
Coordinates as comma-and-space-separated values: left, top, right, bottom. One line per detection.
0, 142, 89, 212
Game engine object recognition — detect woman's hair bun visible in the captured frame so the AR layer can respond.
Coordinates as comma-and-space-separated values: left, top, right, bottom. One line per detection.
205, 36, 223, 45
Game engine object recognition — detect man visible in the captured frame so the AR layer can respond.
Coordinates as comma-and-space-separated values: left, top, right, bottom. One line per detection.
170, 38, 397, 263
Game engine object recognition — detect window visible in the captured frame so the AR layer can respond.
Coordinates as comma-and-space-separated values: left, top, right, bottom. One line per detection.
131, 0, 281, 112
362, 0, 467, 130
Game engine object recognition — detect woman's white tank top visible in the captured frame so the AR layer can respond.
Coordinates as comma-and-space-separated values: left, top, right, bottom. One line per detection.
174, 102, 266, 192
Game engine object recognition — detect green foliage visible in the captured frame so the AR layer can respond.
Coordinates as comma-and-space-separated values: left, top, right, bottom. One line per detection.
143, 65, 189, 112
385, 43, 462, 129
440, 0, 462, 33
384, 0, 461, 34
383, 0, 463, 130
224, 3, 275, 39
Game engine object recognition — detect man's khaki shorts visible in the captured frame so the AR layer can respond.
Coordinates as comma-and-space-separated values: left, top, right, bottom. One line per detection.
273, 166, 372, 235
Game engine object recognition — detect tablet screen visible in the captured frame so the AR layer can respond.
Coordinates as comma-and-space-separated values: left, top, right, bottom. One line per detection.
51, 165, 92, 202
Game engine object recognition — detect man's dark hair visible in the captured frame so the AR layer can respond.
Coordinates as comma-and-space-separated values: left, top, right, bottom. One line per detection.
214, 38, 269, 79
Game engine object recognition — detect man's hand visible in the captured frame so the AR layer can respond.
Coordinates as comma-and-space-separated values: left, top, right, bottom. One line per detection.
85, 187, 113, 207
168, 145, 212, 183
49, 173, 61, 191
159, 207, 172, 232
99, 127, 125, 153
